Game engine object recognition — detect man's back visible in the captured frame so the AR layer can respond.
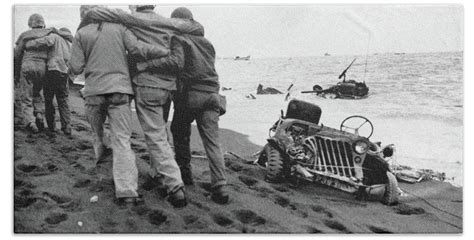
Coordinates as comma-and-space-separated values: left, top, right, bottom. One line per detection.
130, 10, 176, 90
71, 22, 133, 98
131, 10, 171, 48
179, 35, 219, 93
15, 29, 52, 62
26, 32, 72, 74
50, 34, 71, 73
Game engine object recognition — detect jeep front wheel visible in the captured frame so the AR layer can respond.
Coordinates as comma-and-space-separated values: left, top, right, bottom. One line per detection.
265, 147, 287, 182
381, 172, 399, 205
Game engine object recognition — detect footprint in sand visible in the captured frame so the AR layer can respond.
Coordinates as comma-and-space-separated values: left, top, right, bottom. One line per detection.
188, 199, 211, 211
44, 212, 68, 225
271, 184, 291, 193
253, 186, 275, 198
311, 205, 334, 218
183, 215, 200, 225
131, 205, 151, 216
70, 161, 86, 172
16, 162, 59, 176
241, 225, 257, 233
227, 162, 244, 172
41, 192, 81, 212
73, 178, 92, 188
14, 179, 36, 189
394, 203, 426, 215
89, 178, 114, 193
368, 225, 393, 233
273, 195, 290, 208
211, 213, 234, 227
323, 219, 351, 233
42, 192, 72, 204
232, 209, 266, 226
238, 175, 259, 187
45, 163, 59, 171
305, 226, 323, 233
14, 189, 37, 209
16, 164, 39, 173
148, 210, 168, 226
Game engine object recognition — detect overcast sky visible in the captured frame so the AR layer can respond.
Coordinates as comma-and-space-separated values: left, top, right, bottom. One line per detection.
13, 5, 463, 58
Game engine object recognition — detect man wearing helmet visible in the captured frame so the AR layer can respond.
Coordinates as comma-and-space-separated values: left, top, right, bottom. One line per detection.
14, 13, 52, 133
136, 7, 230, 204
69, 5, 170, 206
24, 27, 74, 136
79, 5, 206, 208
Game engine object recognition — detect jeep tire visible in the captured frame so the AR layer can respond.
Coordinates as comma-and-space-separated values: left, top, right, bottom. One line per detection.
381, 172, 399, 205
265, 146, 287, 183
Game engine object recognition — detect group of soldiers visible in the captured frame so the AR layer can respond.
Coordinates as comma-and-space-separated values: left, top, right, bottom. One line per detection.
14, 5, 229, 208
14, 14, 73, 135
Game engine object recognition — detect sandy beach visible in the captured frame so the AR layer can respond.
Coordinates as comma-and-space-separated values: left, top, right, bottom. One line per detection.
13, 92, 462, 234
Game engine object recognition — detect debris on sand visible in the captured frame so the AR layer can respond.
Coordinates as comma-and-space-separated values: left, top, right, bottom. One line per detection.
90, 195, 98, 203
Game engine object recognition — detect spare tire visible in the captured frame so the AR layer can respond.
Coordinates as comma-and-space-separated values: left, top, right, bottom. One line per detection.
313, 85, 323, 92
381, 172, 399, 205
265, 146, 288, 183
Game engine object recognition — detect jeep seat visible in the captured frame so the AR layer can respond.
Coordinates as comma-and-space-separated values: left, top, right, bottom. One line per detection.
285, 99, 322, 125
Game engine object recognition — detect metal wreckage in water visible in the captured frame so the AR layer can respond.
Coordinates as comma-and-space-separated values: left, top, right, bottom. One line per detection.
301, 58, 370, 99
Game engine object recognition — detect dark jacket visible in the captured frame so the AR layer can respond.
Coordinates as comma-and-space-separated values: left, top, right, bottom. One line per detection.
79, 7, 204, 91
139, 34, 220, 93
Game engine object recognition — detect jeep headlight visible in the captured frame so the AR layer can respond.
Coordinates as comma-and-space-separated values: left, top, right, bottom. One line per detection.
353, 141, 369, 154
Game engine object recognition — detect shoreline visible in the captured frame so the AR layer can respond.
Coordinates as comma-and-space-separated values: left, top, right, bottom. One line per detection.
13, 94, 462, 233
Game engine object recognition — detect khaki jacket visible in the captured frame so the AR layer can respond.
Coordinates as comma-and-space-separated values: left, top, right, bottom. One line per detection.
25, 30, 73, 74
79, 7, 204, 90
70, 22, 169, 97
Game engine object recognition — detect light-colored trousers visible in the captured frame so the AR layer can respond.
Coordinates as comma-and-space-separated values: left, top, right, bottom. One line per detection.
134, 86, 184, 194
85, 93, 138, 198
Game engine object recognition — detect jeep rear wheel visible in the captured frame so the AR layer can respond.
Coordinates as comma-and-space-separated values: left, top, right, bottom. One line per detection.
381, 172, 399, 205
265, 147, 287, 182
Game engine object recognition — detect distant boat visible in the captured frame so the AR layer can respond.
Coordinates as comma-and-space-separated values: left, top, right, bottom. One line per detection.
234, 55, 250, 61
324, 53, 331, 56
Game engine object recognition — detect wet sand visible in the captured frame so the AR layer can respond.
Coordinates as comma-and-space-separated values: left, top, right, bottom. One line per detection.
13, 93, 462, 233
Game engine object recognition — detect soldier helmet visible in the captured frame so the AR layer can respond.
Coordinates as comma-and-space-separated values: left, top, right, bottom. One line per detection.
171, 7, 193, 20
28, 13, 45, 28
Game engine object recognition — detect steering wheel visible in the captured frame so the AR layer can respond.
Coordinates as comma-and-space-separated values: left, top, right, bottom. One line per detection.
340, 115, 374, 139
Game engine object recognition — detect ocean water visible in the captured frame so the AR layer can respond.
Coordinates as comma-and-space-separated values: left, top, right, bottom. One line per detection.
215, 52, 463, 186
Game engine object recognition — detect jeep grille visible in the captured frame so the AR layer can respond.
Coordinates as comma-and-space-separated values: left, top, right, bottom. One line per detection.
304, 136, 356, 178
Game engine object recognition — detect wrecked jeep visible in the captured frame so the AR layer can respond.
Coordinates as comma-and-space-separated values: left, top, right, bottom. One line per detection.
257, 99, 399, 205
